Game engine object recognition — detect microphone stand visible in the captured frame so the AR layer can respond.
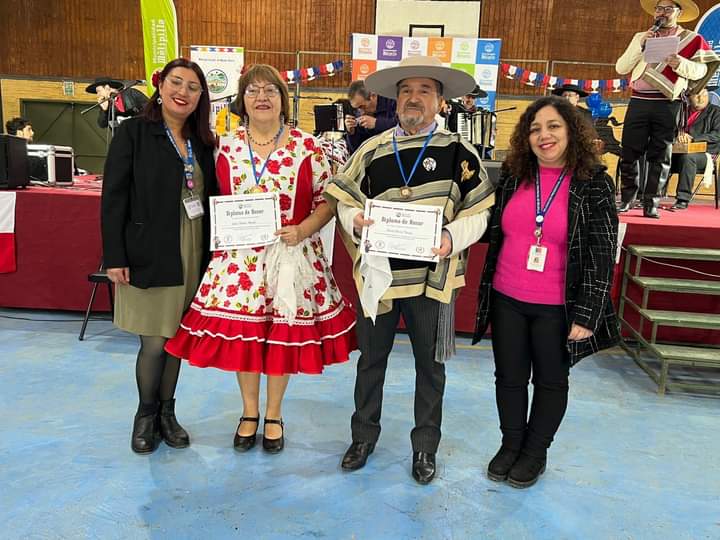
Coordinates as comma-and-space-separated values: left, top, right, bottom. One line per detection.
81, 80, 142, 149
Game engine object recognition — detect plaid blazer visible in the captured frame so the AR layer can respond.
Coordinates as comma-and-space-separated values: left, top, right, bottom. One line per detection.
472, 165, 620, 365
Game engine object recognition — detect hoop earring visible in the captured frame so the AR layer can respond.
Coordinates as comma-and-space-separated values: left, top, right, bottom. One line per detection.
157, 96, 163, 104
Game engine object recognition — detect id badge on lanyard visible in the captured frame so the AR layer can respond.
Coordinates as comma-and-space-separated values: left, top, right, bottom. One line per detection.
183, 195, 204, 219
526, 167, 567, 272
165, 124, 204, 220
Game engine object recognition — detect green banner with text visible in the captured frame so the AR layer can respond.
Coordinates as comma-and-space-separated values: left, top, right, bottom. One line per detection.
140, 0, 179, 95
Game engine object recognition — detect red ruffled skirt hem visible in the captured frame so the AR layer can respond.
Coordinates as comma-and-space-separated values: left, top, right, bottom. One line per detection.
165, 303, 357, 375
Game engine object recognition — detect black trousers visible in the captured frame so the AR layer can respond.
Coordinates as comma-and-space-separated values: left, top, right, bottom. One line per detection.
670, 152, 707, 202
619, 98, 680, 207
490, 290, 570, 458
351, 295, 446, 453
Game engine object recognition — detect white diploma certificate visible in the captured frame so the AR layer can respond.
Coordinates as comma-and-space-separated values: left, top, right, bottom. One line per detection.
643, 36, 679, 64
209, 193, 281, 251
360, 199, 443, 262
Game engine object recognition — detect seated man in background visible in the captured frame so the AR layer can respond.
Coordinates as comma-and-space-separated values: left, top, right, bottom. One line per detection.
5, 117, 34, 142
670, 88, 720, 209
344, 80, 397, 153
552, 83, 594, 123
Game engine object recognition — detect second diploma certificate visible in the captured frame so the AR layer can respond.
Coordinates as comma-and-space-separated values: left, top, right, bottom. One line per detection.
360, 199, 443, 262
209, 193, 282, 251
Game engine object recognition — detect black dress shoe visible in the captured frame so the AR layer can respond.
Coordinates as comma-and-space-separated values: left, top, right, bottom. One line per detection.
262, 417, 284, 453
412, 452, 436, 484
643, 205, 660, 219
507, 453, 546, 489
131, 407, 160, 455
672, 200, 689, 210
233, 416, 259, 452
487, 446, 521, 482
617, 201, 633, 213
159, 398, 190, 448
341, 441, 375, 471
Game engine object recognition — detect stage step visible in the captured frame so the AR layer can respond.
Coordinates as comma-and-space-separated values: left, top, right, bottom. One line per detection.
638, 309, 720, 330
627, 245, 720, 262
650, 344, 720, 365
627, 275, 720, 295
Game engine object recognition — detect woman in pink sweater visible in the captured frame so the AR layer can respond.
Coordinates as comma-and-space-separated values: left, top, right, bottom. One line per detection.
473, 96, 619, 488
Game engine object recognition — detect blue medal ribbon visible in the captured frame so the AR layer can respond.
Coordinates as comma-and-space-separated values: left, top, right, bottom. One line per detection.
164, 124, 194, 191
247, 126, 285, 189
392, 129, 435, 192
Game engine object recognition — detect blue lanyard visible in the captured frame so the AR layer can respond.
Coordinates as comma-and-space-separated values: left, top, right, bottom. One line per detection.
392, 130, 435, 188
534, 166, 568, 233
164, 124, 194, 191
247, 126, 284, 187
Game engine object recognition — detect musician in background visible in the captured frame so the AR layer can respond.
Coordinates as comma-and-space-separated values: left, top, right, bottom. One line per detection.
444, 85, 486, 132
86, 76, 148, 129
669, 88, 720, 209
444, 85, 496, 158
5, 117, 34, 142
344, 80, 397, 153
551, 83, 594, 123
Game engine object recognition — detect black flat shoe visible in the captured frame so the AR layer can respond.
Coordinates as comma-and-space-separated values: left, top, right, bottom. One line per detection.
262, 417, 284, 453
643, 205, 660, 219
412, 452, 436, 484
487, 446, 521, 482
341, 441, 375, 471
672, 200, 689, 210
131, 411, 160, 455
159, 398, 190, 449
233, 416, 259, 452
507, 453, 546, 489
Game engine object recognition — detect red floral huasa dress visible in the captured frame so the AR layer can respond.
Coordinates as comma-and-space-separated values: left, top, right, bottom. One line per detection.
165, 127, 357, 375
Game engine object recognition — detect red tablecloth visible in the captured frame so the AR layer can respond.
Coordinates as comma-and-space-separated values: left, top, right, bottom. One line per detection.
0, 181, 108, 311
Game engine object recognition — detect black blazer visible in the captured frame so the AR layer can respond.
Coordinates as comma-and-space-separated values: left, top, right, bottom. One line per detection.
688, 103, 720, 154
101, 117, 217, 289
473, 165, 621, 365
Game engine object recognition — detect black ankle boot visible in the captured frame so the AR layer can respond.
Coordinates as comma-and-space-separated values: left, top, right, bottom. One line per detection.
158, 398, 190, 449
487, 446, 521, 482
507, 452, 546, 488
132, 402, 160, 454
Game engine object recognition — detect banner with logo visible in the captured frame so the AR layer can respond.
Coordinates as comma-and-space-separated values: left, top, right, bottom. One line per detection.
190, 46, 245, 129
696, 5, 720, 94
351, 33, 502, 111
140, 0, 179, 96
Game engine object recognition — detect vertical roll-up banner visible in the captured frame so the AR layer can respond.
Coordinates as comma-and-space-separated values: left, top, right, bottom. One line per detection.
140, 0, 179, 95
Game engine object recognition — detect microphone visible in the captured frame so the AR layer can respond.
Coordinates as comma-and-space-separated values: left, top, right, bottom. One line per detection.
650, 16, 666, 33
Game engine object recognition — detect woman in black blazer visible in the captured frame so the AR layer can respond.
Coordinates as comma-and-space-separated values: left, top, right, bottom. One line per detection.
473, 96, 620, 488
101, 58, 216, 454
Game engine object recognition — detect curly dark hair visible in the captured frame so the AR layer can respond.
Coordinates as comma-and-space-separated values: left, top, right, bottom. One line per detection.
143, 58, 214, 146
504, 96, 600, 182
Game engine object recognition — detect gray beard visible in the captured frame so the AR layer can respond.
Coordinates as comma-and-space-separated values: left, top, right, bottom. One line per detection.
399, 112, 425, 131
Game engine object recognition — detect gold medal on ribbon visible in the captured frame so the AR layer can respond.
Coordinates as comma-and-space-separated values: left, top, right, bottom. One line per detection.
249, 185, 264, 194
399, 186, 412, 199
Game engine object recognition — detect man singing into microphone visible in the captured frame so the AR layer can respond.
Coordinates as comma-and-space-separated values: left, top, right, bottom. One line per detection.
85, 77, 148, 130
615, 0, 719, 218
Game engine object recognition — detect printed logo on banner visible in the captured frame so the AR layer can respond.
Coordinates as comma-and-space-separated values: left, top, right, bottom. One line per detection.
378, 36, 403, 61
451, 38, 478, 64
477, 91, 496, 111
206, 69, 228, 93
476, 39, 502, 64
353, 34, 378, 60
352, 59, 377, 80
475, 64, 499, 91
428, 37, 452, 63
402, 37, 428, 57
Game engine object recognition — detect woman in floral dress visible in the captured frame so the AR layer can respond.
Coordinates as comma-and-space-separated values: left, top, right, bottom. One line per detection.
166, 65, 357, 453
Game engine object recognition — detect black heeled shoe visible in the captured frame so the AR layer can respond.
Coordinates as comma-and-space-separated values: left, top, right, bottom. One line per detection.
412, 452, 436, 484
233, 416, 259, 452
487, 446, 521, 482
131, 403, 160, 455
159, 398, 190, 448
262, 418, 284, 453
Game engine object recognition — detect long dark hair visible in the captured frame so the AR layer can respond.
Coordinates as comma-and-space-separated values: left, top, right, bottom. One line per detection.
143, 58, 214, 146
504, 96, 599, 182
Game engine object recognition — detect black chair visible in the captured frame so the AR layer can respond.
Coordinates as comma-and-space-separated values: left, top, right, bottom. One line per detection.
79, 262, 114, 341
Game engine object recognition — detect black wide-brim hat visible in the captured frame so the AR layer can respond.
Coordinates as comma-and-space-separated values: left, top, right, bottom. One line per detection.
551, 83, 588, 98
85, 77, 124, 94
468, 85, 488, 98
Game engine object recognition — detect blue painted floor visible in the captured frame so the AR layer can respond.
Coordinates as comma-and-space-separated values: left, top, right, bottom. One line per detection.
1, 307, 718, 539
